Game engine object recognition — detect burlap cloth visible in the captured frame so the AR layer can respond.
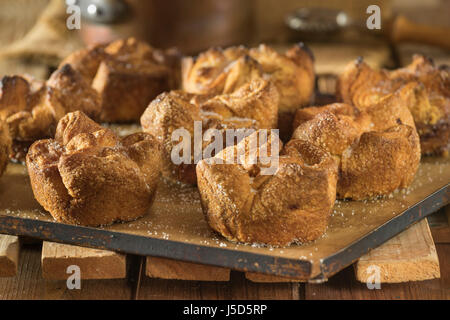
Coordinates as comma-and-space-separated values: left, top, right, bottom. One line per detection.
0, 0, 83, 78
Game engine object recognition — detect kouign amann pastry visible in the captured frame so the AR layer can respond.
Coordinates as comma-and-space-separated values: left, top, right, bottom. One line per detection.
26, 111, 162, 226
293, 88, 416, 134
293, 103, 421, 200
337, 55, 449, 155
141, 75, 279, 185
0, 68, 101, 161
182, 43, 315, 140
61, 37, 181, 122
196, 131, 338, 246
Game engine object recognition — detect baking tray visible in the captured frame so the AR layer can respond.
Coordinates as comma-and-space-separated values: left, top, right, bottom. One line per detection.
0, 157, 449, 282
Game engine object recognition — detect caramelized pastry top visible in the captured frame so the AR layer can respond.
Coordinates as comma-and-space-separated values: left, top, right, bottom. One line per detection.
141, 76, 279, 184
337, 55, 449, 155
182, 43, 315, 113
60, 37, 181, 122
26, 111, 162, 226
196, 131, 337, 246
0, 69, 101, 145
292, 102, 421, 200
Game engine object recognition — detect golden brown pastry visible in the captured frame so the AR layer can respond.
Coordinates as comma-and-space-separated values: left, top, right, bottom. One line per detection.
292, 103, 421, 200
337, 55, 449, 155
250, 44, 315, 139
293, 88, 416, 134
26, 111, 162, 226
182, 47, 260, 95
182, 43, 315, 140
61, 37, 181, 122
0, 68, 101, 162
0, 120, 12, 176
338, 125, 421, 199
196, 131, 338, 246
141, 77, 279, 185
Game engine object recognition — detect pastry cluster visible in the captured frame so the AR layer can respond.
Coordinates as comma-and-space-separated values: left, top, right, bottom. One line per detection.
2, 37, 446, 246
26, 111, 162, 226
182, 43, 315, 140
141, 77, 279, 184
141, 43, 315, 184
0, 38, 179, 161
337, 55, 449, 155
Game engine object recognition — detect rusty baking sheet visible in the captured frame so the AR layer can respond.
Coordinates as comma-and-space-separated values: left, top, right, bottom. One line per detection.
0, 157, 449, 282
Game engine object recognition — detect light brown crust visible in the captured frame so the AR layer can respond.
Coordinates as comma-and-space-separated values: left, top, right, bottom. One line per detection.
292, 103, 421, 200
0, 75, 53, 142
249, 44, 315, 113
26, 111, 162, 226
182, 44, 315, 140
62, 37, 181, 122
0, 67, 102, 161
46, 64, 101, 119
1, 38, 176, 160
338, 125, 421, 199
337, 55, 449, 155
141, 78, 279, 185
196, 132, 337, 246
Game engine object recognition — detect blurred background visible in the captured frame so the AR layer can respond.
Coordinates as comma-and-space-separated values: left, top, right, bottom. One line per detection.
0, 0, 449, 94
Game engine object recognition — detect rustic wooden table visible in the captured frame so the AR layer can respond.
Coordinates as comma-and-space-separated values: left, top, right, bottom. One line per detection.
0, 241, 448, 300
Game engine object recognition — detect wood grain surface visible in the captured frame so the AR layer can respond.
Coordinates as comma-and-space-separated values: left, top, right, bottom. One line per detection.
245, 272, 306, 283
0, 232, 448, 299
0, 244, 132, 300
0, 235, 20, 277
137, 271, 301, 300
355, 219, 440, 283
146, 257, 230, 281
304, 244, 450, 300
41, 242, 127, 280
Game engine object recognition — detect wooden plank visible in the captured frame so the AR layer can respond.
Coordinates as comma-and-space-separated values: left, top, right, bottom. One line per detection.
137, 270, 301, 300
248, 217, 443, 283
305, 244, 450, 300
0, 244, 133, 300
44, 279, 132, 300
245, 272, 306, 283
0, 244, 46, 299
145, 257, 230, 281
41, 242, 126, 280
355, 219, 440, 283
0, 234, 19, 277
